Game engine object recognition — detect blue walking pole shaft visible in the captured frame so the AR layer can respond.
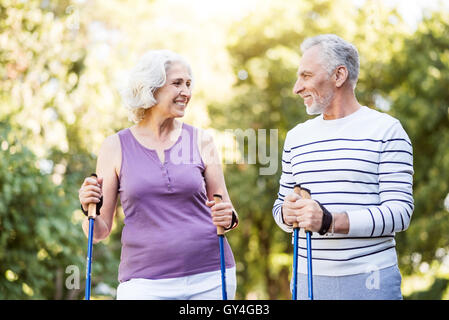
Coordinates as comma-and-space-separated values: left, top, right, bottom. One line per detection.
306, 231, 313, 300
85, 197, 97, 300
293, 185, 314, 300
85, 217, 95, 300
218, 235, 227, 300
292, 227, 299, 300
213, 194, 227, 300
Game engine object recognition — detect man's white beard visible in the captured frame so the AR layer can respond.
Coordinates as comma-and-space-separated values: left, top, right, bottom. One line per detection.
305, 92, 334, 115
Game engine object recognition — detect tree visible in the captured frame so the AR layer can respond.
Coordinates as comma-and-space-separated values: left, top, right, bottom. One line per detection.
367, 11, 449, 298
0, 0, 121, 299
0, 118, 81, 299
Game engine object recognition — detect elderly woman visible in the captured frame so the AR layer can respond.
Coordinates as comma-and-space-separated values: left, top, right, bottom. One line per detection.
78, 50, 238, 300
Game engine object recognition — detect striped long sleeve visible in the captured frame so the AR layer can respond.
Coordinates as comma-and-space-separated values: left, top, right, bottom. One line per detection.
273, 131, 295, 233
346, 121, 413, 237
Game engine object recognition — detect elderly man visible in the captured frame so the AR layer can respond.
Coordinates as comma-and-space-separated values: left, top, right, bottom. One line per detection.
273, 34, 413, 300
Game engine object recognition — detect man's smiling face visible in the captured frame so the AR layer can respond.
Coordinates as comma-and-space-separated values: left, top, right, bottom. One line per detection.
292, 45, 336, 115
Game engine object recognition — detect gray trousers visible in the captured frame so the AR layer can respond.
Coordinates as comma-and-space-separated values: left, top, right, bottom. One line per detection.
291, 264, 403, 300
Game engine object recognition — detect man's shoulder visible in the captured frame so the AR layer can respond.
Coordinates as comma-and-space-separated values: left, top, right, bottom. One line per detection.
358, 107, 412, 144
363, 106, 398, 123
287, 116, 321, 137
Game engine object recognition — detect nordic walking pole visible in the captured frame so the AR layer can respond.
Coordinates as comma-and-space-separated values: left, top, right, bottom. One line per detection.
293, 184, 314, 300
213, 193, 227, 300
85, 173, 98, 300
292, 202, 300, 300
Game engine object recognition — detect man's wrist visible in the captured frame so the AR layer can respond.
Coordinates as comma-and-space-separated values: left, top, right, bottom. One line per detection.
333, 212, 350, 234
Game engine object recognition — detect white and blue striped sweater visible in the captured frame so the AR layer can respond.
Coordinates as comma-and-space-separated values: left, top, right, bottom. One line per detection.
273, 106, 414, 276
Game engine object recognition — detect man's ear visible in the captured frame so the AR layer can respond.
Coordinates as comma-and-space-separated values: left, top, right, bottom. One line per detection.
334, 65, 349, 88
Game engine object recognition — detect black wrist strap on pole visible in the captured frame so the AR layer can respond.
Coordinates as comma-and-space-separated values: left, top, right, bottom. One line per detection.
316, 201, 332, 235
224, 210, 238, 230
81, 196, 102, 217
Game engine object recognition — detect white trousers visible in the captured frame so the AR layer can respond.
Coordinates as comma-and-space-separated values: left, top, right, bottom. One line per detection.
116, 267, 236, 300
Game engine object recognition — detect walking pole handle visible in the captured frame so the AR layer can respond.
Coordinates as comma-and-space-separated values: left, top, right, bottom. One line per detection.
88, 173, 98, 220
293, 185, 311, 228
88, 203, 97, 219
213, 194, 225, 235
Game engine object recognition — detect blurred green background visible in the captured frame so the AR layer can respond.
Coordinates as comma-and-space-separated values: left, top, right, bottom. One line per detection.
1, 0, 449, 300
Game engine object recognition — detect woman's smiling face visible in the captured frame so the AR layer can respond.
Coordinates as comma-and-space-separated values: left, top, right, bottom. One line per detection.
153, 62, 193, 118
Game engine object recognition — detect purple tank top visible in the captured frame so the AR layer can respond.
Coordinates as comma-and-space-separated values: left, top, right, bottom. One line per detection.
117, 123, 235, 282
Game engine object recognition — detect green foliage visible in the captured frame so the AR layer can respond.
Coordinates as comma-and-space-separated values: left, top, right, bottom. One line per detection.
370, 11, 449, 275
0, 119, 84, 299
405, 278, 449, 300
0, 116, 121, 299
0, 0, 122, 299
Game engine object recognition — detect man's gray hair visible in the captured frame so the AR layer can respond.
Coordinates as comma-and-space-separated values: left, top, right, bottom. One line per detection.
300, 34, 360, 89
120, 50, 193, 123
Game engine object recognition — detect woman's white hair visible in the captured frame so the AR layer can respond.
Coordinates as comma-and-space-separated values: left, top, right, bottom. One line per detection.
120, 50, 193, 123
300, 34, 360, 89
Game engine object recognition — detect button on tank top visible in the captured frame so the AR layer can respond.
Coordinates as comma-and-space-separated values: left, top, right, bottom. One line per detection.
117, 123, 235, 282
